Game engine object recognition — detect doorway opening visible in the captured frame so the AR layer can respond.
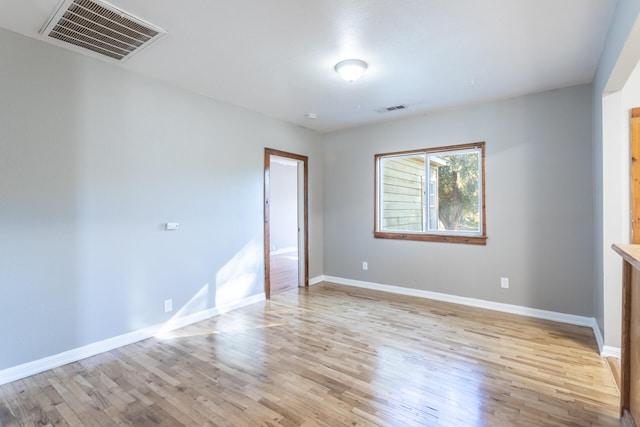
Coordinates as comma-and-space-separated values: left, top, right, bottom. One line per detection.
264, 148, 308, 299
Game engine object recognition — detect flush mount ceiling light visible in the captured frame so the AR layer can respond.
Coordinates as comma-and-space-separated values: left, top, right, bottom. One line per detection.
334, 59, 368, 82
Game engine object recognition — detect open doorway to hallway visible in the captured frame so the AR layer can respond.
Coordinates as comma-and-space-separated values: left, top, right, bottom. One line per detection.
264, 148, 308, 298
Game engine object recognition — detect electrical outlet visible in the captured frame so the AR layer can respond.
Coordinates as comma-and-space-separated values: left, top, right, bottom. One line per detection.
362, 261, 368, 271
164, 299, 173, 312
500, 277, 509, 289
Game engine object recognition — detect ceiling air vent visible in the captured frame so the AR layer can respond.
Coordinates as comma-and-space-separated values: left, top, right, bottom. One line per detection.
376, 104, 408, 113
40, 0, 166, 62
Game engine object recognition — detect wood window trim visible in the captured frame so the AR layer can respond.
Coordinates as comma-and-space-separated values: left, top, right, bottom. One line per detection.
373, 231, 488, 245
374, 142, 487, 245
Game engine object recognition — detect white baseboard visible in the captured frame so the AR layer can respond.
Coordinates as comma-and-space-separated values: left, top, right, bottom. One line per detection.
0, 292, 265, 386
216, 293, 265, 315
309, 275, 326, 286
602, 346, 622, 359
2, 276, 618, 387
323, 276, 607, 353
592, 320, 604, 354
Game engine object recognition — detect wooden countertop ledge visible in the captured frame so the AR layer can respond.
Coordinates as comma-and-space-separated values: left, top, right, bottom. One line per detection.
612, 244, 640, 271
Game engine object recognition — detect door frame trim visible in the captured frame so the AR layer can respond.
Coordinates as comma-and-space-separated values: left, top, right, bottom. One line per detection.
631, 107, 640, 244
264, 148, 309, 299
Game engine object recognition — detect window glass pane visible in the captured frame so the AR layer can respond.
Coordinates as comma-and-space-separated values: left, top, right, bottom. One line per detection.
380, 155, 425, 231
375, 142, 486, 244
430, 150, 480, 233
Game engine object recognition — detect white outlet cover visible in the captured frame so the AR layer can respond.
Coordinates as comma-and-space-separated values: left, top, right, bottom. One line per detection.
164, 299, 173, 312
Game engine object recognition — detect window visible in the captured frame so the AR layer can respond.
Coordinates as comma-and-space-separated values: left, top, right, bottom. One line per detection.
374, 142, 486, 245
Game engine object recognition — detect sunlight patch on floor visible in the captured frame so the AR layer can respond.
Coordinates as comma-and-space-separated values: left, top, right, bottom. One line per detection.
159, 321, 286, 339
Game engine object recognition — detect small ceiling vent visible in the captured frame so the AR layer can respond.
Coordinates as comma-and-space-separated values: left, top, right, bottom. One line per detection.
40, 0, 166, 62
376, 104, 408, 113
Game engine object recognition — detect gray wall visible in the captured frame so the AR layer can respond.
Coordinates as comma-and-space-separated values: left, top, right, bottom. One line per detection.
592, 0, 640, 349
322, 85, 594, 316
0, 28, 323, 370
269, 160, 299, 251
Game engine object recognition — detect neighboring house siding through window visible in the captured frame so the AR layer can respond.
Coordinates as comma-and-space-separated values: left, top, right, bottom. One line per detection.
375, 142, 487, 245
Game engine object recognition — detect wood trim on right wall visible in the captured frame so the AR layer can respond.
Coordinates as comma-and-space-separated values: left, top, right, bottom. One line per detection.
632, 108, 640, 243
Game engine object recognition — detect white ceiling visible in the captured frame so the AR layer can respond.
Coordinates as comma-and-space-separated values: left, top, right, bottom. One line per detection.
0, 0, 618, 133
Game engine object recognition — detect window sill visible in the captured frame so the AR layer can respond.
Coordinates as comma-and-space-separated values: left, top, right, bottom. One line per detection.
374, 231, 487, 245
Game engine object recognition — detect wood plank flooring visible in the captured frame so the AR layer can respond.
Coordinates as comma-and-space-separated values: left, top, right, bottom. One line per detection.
270, 251, 299, 295
0, 282, 621, 426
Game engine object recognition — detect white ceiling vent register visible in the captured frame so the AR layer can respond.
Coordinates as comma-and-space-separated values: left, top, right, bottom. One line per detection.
40, 0, 166, 62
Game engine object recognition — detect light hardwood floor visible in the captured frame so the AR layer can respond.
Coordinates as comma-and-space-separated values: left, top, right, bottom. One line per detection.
270, 251, 299, 295
0, 283, 621, 426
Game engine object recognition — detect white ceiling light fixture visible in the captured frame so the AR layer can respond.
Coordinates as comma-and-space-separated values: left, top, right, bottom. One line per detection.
335, 59, 368, 82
